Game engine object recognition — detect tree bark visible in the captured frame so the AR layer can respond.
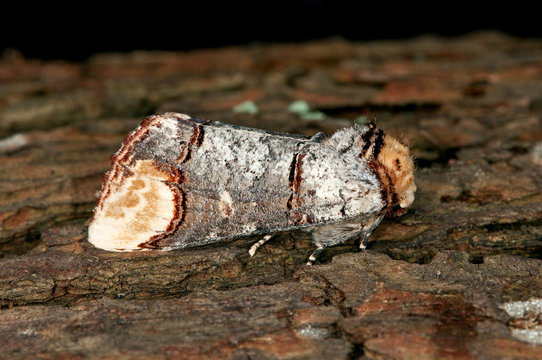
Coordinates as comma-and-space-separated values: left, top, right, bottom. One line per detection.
1, 32, 541, 359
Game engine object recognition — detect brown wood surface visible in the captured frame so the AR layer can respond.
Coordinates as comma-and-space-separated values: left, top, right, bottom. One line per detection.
1, 32, 541, 359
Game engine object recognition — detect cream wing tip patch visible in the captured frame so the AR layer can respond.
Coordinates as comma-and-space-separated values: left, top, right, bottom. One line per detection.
89, 159, 180, 251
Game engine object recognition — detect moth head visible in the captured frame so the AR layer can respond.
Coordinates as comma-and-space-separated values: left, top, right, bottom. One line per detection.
376, 134, 416, 216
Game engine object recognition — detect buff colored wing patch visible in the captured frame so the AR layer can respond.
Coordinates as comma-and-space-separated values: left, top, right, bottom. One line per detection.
88, 159, 183, 251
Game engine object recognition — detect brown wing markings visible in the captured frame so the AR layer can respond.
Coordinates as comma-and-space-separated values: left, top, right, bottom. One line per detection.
189, 124, 205, 147
95, 115, 169, 212
140, 184, 186, 249
360, 122, 376, 158
286, 152, 309, 225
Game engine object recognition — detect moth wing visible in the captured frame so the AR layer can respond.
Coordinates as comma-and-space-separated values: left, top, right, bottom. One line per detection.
89, 113, 389, 253
89, 113, 301, 251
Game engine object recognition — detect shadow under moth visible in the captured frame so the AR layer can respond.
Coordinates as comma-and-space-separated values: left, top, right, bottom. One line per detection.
88, 112, 416, 264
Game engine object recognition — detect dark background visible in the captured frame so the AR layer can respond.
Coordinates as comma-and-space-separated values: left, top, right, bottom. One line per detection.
2, 1, 540, 61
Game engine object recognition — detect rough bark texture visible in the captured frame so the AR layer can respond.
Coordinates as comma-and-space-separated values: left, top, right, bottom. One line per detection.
1, 32, 542, 359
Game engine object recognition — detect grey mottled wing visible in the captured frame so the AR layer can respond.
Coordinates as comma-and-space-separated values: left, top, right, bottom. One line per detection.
88, 113, 385, 251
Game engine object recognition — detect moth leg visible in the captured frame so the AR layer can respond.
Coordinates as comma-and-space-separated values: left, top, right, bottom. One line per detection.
248, 234, 275, 257
306, 246, 325, 266
307, 222, 361, 265
359, 214, 385, 250
359, 232, 370, 250
306, 214, 385, 264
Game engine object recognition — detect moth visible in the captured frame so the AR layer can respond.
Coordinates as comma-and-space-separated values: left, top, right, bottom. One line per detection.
88, 112, 416, 264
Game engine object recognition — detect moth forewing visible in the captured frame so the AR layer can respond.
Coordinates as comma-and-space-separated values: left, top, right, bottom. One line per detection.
89, 113, 416, 263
